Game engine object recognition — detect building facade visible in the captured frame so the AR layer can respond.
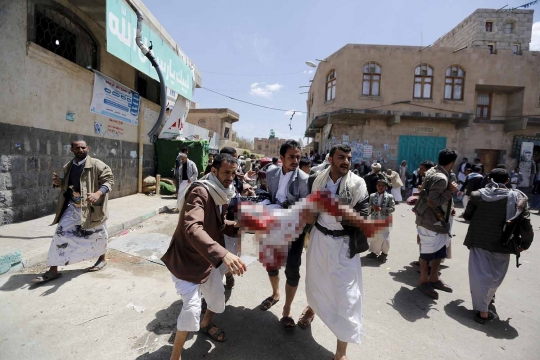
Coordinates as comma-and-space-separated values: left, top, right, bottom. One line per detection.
254, 137, 291, 158
305, 8, 540, 176
0, 0, 200, 224
186, 108, 240, 150
433, 8, 534, 54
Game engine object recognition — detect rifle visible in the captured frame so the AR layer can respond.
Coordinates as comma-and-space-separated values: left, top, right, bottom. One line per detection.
501, 219, 522, 268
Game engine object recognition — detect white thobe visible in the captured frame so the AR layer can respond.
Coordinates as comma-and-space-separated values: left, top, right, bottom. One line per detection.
306, 177, 363, 344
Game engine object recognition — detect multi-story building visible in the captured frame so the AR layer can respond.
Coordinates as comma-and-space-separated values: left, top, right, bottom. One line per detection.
254, 137, 291, 158
305, 8, 539, 175
186, 109, 239, 150
0, 0, 201, 224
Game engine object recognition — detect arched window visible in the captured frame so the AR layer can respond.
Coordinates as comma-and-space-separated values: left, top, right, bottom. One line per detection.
444, 66, 465, 100
413, 64, 433, 99
362, 62, 381, 96
325, 69, 336, 102
30, 4, 98, 69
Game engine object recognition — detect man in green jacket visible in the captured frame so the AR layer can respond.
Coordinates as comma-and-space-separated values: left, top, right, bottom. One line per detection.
33, 140, 114, 283
464, 168, 534, 324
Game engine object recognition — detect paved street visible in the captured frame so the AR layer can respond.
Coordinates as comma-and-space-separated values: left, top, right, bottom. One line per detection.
1, 204, 539, 360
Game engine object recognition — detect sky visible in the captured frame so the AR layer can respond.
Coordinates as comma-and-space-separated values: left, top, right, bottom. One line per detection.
143, 0, 540, 143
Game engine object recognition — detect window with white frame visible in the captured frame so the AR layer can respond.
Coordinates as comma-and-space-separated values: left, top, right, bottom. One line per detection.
362, 62, 381, 96
325, 69, 336, 101
504, 22, 514, 34
413, 64, 433, 99
444, 66, 465, 100
476, 93, 492, 119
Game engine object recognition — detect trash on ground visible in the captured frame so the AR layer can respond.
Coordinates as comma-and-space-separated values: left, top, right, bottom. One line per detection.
126, 302, 145, 313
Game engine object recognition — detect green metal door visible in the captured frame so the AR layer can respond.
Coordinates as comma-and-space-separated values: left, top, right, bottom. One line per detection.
397, 135, 447, 171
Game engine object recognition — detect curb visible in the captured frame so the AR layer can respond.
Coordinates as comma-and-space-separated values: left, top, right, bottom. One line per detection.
15, 204, 174, 271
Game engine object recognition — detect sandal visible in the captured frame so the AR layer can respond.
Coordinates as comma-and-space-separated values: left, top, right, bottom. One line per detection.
32, 271, 62, 284
417, 282, 438, 300
280, 316, 296, 330
298, 307, 316, 329
225, 274, 235, 289
199, 324, 226, 342
87, 259, 107, 272
260, 296, 279, 311
429, 280, 453, 293
474, 311, 498, 325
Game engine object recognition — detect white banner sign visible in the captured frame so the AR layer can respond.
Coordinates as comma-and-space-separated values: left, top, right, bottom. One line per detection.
90, 71, 140, 125
159, 95, 191, 138
363, 145, 373, 159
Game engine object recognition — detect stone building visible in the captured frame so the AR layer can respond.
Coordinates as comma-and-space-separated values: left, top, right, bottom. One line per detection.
254, 137, 291, 158
433, 8, 534, 54
305, 8, 539, 175
186, 108, 239, 150
0, 0, 200, 224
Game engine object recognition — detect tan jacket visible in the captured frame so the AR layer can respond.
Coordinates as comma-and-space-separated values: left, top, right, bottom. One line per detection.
161, 184, 235, 284
52, 156, 114, 229
385, 170, 403, 188
415, 165, 454, 233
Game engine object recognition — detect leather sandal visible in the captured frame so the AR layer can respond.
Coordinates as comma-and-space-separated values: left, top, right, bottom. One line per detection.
199, 324, 226, 342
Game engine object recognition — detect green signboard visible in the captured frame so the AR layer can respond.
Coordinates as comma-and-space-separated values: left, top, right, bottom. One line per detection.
106, 0, 193, 100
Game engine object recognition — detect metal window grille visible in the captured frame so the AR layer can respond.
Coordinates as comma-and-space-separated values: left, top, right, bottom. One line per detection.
30, 4, 97, 69
136, 71, 161, 105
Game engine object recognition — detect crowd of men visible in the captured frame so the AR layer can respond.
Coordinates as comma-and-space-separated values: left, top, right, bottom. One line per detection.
32, 139, 535, 360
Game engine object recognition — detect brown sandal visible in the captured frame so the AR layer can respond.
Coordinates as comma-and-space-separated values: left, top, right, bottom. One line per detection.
280, 316, 296, 330
260, 296, 279, 311
225, 274, 235, 289
298, 307, 316, 329
199, 324, 226, 342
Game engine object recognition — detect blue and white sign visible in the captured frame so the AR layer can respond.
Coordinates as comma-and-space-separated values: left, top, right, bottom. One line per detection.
106, 0, 194, 100
90, 71, 140, 125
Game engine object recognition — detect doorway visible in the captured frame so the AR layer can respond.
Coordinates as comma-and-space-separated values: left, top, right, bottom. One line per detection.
477, 149, 501, 174
398, 135, 447, 171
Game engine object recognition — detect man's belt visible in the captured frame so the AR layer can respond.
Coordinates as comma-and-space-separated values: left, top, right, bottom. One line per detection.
315, 222, 348, 238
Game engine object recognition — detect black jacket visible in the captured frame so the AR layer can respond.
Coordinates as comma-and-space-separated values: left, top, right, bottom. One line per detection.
463, 174, 484, 196
364, 172, 385, 195
463, 191, 534, 253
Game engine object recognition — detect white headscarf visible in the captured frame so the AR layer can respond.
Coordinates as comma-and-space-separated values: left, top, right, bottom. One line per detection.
177, 173, 236, 213
312, 166, 368, 207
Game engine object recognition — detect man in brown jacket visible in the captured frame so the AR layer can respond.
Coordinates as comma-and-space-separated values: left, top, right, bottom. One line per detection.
162, 153, 246, 360
33, 140, 114, 283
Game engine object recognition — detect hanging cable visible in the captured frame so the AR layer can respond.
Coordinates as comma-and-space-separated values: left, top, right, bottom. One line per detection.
200, 70, 305, 77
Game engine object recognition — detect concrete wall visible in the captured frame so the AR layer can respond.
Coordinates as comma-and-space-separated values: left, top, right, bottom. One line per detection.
0, 0, 164, 224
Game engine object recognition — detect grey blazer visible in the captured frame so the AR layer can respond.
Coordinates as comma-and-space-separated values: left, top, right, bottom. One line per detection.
266, 166, 309, 205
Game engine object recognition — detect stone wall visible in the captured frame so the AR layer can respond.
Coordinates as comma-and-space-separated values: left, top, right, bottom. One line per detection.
432, 9, 534, 52
321, 119, 531, 173
0, 123, 155, 225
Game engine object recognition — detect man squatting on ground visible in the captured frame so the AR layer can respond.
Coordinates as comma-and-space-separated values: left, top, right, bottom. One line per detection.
161, 154, 246, 360
463, 168, 534, 324
34, 140, 114, 283
259, 140, 316, 330
307, 144, 387, 360
414, 149, 458, 300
